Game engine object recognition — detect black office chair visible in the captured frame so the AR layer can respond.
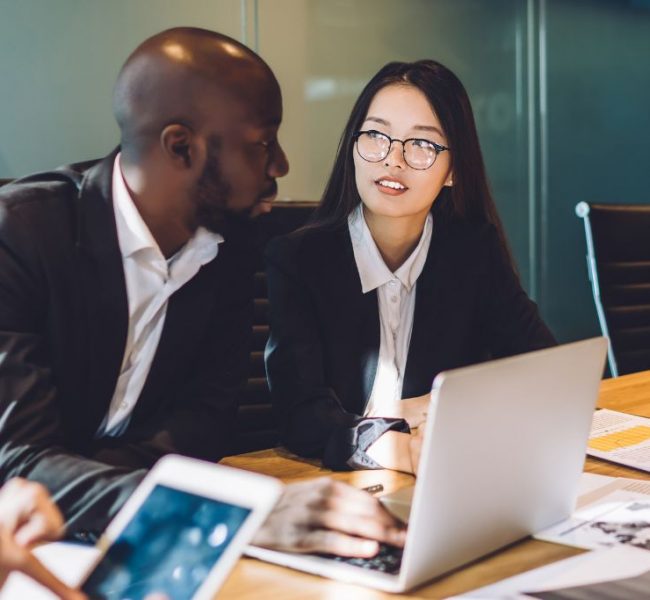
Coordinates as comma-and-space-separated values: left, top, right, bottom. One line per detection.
576, 202, 650, 376
232, 201, 317, 454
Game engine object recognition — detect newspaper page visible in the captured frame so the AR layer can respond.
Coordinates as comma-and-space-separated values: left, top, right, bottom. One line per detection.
535, 477, 650, 549
587, 409, 650, 472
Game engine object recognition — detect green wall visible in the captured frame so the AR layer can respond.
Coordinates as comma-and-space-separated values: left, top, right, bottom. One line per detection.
544, 0, 650, 341
0, 0, 240, 176
1, 0, 648, 343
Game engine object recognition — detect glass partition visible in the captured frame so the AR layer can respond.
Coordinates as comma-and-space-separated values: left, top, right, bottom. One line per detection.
258, 0, 535, 289
1, 0, 648, 340
543, 0, 650, 340
0, 0, 240, 177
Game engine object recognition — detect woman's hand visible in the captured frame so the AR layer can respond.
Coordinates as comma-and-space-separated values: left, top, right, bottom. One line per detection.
366, 428, 425, 475
407, 427, 424, 474
0, 479, 64, 548
0, 478, 86, 599
373, 394, 430, 429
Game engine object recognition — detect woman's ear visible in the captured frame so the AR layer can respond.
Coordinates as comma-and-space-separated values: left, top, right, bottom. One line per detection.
444, 173, 454, 187
160, 124, 202, 170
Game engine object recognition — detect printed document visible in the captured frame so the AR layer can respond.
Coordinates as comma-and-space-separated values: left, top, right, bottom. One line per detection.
536, 476, 650, 550
588, 408, 650, 471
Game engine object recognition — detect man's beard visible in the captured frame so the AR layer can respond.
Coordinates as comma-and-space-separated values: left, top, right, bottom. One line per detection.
191, 136, 231, 233
191, 136, 252, 234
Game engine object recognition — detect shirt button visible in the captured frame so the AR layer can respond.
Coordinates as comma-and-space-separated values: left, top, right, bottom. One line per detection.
120, 401, 128, 409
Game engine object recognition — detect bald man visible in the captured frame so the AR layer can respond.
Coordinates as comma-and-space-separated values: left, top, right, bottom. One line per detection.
0, 28, 404, 558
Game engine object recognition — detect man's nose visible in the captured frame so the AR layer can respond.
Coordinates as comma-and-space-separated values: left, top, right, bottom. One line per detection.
268, 143, 289, 178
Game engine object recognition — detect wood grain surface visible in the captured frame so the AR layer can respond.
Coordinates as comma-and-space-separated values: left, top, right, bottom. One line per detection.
218, 371, 650, 599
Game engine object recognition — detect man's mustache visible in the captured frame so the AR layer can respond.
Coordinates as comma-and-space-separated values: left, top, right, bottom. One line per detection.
259, 180, 278, 200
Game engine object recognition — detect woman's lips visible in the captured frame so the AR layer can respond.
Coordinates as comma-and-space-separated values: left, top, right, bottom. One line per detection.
375, 177, 408, 195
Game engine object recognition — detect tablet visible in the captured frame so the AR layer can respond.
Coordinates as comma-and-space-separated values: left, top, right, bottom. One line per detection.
79, 454, 282, 600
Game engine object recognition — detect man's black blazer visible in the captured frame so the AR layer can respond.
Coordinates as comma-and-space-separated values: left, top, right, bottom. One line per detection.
0, 151, 255, 536
265, 219, 556, 469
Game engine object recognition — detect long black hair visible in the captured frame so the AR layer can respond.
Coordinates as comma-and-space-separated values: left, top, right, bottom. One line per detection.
308, 59, 513, 266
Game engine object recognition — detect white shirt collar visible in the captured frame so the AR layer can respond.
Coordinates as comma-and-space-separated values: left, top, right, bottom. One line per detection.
112, 153, 223, 266
348, 204, 432, 294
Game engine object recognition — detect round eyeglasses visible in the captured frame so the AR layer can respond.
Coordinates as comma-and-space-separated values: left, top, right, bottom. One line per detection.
353, 130, 450, 170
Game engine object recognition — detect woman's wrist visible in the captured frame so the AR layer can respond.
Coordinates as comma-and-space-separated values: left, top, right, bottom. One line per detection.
366, 431, 414, 474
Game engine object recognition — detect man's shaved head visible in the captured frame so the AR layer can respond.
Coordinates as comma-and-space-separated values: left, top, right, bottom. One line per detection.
113, 27, 279, 160
111, 27, 288, 252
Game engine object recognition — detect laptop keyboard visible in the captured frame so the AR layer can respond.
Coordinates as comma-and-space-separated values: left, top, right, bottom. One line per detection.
320, 543, 403, 574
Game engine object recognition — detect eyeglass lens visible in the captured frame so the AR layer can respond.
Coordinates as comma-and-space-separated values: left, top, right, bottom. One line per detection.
356, 131, 438, 170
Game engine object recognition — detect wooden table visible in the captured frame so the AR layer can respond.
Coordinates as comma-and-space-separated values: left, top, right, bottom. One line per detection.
219, 370, 650, 599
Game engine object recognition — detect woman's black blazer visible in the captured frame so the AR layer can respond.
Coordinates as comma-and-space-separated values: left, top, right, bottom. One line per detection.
265, 218, 556, 470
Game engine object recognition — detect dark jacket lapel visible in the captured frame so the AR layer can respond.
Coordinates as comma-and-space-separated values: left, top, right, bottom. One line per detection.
131, 253, 221, 420
74, 151, 128, 432
312, 228, 380, 411
402, 222, 458, 398
131, 218, 257, 422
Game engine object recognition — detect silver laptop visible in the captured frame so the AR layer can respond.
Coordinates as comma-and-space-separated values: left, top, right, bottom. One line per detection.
247, 337, 608, 592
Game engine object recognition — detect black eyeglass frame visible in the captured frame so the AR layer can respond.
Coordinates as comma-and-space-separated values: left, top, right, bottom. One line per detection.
353, 129, 450, 170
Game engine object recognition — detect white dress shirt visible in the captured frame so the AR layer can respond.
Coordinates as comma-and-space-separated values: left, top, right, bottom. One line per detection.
97, 154, 224, 437
348, 204, 433, 417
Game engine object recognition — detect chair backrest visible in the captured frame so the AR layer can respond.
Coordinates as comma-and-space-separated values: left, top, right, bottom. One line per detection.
0, 179, 13, 187
575, 202, 650, 376
232, 201, 316, 454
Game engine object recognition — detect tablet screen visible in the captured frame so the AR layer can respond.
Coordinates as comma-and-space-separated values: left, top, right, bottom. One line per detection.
82, 484, 251, 600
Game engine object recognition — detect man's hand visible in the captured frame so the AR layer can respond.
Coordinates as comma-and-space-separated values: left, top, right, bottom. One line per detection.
252, 478, 406, 557
0, 478, 86, 599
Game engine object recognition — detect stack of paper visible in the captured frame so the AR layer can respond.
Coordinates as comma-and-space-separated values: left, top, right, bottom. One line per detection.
455, 472, 650, 599
588, 409, 650, 472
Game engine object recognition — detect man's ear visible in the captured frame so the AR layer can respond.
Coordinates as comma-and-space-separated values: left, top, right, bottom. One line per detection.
160, 124, 201, 169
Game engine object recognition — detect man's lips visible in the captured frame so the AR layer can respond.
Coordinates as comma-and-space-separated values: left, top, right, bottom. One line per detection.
250, 181, 278, 217
259, 181, 278, 201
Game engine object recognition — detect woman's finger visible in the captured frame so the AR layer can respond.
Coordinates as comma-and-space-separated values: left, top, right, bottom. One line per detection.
18, 551, 86, 600
14, 509, 65, 547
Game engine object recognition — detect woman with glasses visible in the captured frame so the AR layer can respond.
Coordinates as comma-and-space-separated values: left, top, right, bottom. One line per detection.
265, 60, 555, 474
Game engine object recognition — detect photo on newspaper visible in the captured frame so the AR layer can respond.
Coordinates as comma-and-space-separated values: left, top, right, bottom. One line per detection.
536, 499, 650, 550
